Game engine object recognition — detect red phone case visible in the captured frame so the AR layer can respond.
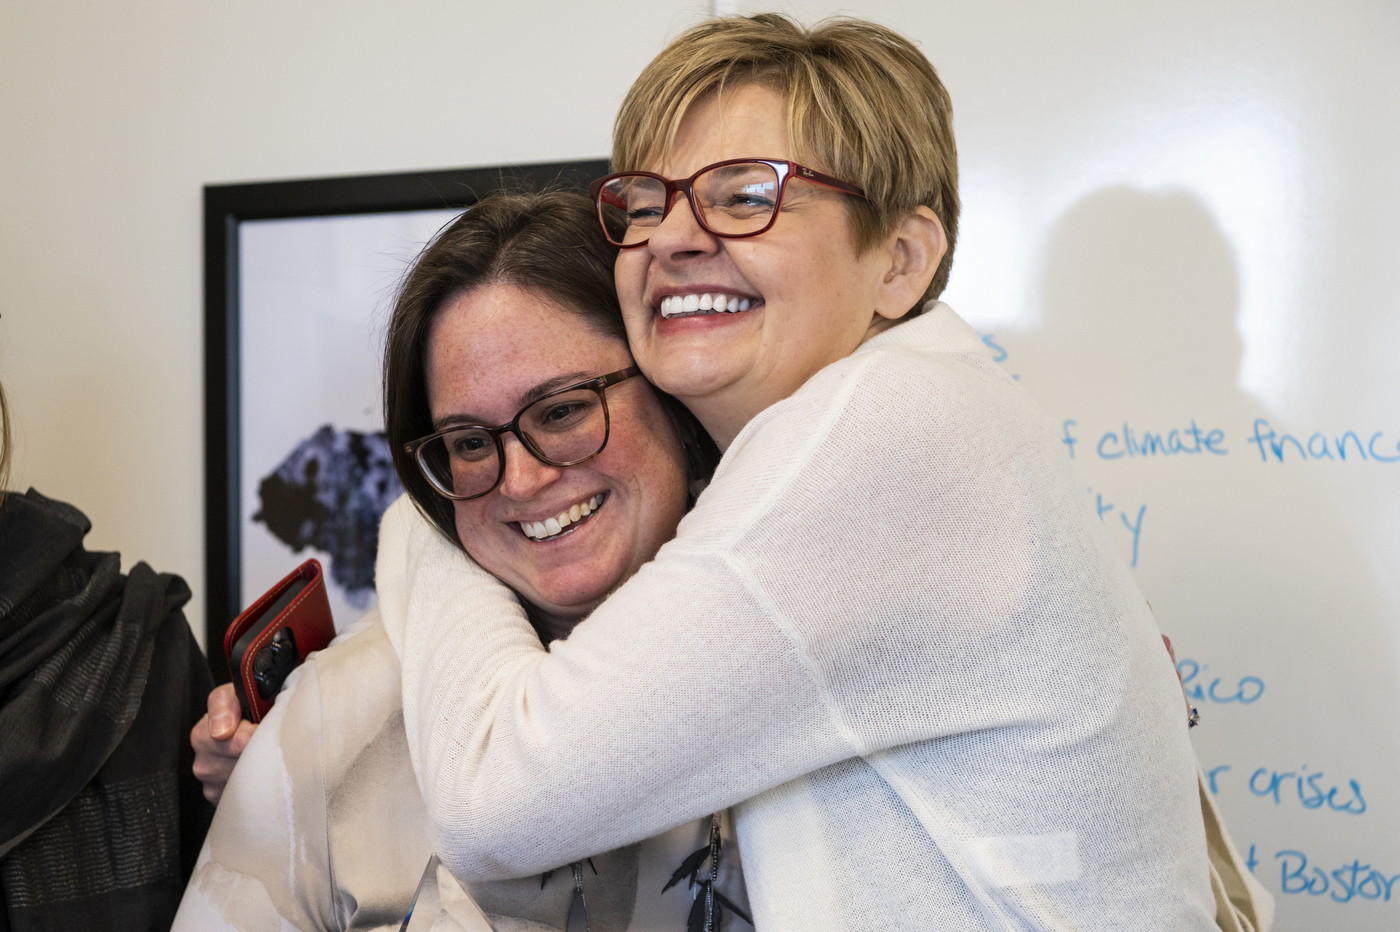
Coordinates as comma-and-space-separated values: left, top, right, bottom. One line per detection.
222, 558, 336, 722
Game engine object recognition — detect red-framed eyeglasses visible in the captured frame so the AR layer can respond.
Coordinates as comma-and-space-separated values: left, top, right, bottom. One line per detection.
589, 158, 867, 249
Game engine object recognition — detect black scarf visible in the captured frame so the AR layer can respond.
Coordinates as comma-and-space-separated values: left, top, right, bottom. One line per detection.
0, 490, 214, 931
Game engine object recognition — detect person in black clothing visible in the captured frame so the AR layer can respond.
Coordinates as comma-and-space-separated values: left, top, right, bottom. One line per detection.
0, 381, 214, 932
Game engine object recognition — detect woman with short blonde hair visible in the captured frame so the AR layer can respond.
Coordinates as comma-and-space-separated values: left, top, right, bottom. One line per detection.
391, 13, 1246, 932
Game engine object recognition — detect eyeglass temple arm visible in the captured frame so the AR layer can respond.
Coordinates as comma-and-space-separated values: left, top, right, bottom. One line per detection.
595, 366, 640, 388
791, 164, 867, 199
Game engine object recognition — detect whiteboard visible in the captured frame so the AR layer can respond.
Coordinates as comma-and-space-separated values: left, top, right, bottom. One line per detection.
897, 1, 1400, 928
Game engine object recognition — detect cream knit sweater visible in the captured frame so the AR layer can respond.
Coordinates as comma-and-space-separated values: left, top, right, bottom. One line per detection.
378, 303, 1218, 931
173, 612, 744, 932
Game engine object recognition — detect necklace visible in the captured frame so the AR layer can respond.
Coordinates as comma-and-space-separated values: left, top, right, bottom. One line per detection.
661, 814, 752, 931
540, 814, 752, 931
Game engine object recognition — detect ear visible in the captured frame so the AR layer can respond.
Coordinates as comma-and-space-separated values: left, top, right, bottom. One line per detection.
871, 206, 947, 321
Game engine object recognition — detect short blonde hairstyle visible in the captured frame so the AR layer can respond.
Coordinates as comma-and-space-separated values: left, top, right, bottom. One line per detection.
613, 13, 959, 306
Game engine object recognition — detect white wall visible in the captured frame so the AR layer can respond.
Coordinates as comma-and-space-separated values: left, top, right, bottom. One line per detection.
3, 4, 1396, 929
0, 0, 704, 644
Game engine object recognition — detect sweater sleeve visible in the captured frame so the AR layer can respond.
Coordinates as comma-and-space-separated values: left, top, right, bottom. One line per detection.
380, 495, 859, 882
387, 329, 1132, 886
171, 660, 334, 932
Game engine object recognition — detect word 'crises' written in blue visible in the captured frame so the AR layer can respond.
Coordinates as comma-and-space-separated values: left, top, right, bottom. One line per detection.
1204, 764, 1366, 815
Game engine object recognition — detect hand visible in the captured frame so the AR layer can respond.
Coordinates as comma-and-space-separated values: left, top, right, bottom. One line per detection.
191, 683, 257, 804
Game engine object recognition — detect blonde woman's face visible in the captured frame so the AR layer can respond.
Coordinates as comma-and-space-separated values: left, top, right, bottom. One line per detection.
613, 83, 891, 448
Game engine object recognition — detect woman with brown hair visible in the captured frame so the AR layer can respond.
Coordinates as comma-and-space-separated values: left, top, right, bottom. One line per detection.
175, 190, 746, 931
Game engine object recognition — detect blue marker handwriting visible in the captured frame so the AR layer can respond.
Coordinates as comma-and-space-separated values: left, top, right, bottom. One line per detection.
1248, 419, 1399, 464
1274, 850, 1399, 903
979, 333, 1018, 380
1239, 766, 1367, 814
1175, 659, 1264, 705
1095, 420, 1227, 460
979, 332, 1008, 363
1085, 487, 1146, 567
1057, 417, 1399, 464
1060, 418, 1226, 459
1206, 764, 1366, 815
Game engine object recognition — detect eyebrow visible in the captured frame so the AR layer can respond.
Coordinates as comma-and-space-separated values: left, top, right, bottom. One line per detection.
431, 370, 598, 430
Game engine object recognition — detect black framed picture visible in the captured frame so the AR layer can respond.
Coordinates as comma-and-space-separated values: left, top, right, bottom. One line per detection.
204, 159, 609, 680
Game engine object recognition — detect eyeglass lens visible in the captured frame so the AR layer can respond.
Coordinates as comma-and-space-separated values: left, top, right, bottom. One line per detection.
417, 389, 608, 499
598, 161, 781, 246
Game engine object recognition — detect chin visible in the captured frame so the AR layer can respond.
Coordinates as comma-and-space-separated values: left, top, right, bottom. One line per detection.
649, 351, 742, 401
528, 575, 616, 619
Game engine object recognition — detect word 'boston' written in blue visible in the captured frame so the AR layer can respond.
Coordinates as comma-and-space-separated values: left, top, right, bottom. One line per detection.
1272, 849, 1399, 903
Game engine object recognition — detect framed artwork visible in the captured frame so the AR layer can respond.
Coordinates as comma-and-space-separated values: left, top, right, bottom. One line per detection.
204, 159, 609, 680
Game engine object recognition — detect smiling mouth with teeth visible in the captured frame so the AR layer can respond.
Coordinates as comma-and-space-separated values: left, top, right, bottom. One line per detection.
658, 293, 754, 319
518, 493, 606, 541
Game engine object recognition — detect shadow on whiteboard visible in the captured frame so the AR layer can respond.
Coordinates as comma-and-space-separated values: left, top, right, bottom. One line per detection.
998, 186, 1398, 897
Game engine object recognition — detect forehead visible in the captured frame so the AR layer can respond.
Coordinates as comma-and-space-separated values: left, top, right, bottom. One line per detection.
426, 283, 629, 418
652, 83, 795, 177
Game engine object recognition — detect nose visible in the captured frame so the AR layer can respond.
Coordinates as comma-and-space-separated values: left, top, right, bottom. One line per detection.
496, 433, 564, 501
648, 189, 719, 260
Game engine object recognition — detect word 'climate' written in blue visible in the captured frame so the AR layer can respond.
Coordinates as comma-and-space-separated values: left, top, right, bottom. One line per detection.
978, 332, 1398, 464
1175, 659, 1264, 705
1271, 849, 1399, 903
1058, 419, 1400, 463
1204, 764, 1366, 814
1086, 487, 1145, 567
1063, 419, 1227, 460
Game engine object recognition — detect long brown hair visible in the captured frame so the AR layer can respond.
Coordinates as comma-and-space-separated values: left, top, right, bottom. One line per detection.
383, 188, 718, 548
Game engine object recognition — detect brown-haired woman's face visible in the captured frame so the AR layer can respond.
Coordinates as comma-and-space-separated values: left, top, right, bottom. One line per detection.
425, 282, 690, 634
